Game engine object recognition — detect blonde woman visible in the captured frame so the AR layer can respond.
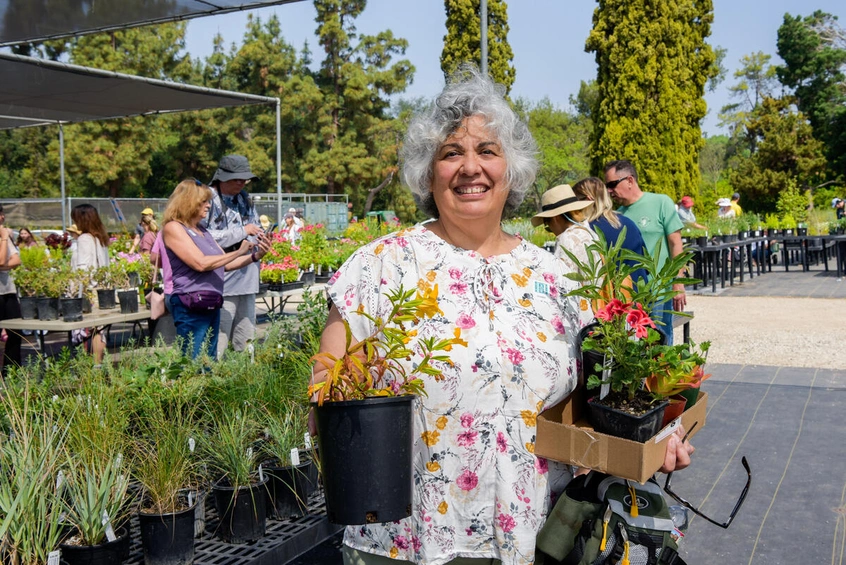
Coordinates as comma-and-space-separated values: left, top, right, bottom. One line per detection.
531, 184, 595, 274
138, 214, 158, 254
572, 177, 648, 287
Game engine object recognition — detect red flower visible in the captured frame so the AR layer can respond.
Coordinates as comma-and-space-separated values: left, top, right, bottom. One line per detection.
625, 304, 656, 339
596, 299, 627, 322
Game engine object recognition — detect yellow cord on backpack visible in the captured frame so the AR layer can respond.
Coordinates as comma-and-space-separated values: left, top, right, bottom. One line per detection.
627, 483, 639, 518
600, 507, 611, 551
620, 526, 631, 565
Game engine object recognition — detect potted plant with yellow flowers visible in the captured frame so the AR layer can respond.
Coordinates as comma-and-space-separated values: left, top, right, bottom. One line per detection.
309, 284, 466, 525
561, 228, 701, 442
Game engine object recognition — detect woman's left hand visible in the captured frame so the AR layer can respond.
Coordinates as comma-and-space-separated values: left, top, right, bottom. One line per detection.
659, 425, 695, 473
255, 233, 272, 260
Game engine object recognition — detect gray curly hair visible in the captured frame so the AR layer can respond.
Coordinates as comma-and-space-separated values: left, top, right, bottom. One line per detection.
401, 66, 538, 218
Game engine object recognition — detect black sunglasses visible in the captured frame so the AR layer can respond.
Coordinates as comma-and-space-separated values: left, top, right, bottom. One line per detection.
663, 422, 751, 529
605, 175, 630, 190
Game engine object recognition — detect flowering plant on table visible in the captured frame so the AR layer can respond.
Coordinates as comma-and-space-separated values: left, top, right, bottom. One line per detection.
260, 255, 300, 284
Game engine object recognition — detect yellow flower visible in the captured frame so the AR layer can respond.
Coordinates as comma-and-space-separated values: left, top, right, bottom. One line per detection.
438, 501, 449, 514
537, 332, 547, 342
390, 547, 399, 559
435, 416, 448, 430
403, 329, 418, 344
374, 244, 385, 255
427, 461, 440, 472
451, 328, 468, 348
580, 298, 590, 311
520, 410, 537, 427
511, 273, 529, 287
416, 284, 444, 318
518, 298, 532, 308
421, 430, 441, 446
525, 442, 535, 453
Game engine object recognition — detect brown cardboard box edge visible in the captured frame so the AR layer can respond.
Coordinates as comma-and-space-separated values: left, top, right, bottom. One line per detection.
536, 390, 708, 484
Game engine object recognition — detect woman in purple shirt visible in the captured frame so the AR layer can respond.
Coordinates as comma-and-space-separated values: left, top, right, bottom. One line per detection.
162, 179, 270, 359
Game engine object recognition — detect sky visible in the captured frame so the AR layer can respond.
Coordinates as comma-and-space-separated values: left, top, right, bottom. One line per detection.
183, 0, 846, 137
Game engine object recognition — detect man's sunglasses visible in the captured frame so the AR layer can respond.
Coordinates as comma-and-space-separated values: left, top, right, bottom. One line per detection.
605, 175, 631, 190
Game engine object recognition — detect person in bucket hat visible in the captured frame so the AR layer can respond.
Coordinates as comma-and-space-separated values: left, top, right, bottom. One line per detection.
203, 155, 266, 358
532, 184, 596, 272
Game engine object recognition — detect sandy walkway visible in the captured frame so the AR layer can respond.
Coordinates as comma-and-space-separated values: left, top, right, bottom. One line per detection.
685, 295, 846, 369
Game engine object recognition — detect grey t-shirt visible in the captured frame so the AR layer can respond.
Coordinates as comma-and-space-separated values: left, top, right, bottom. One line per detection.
0, 240, 19, 295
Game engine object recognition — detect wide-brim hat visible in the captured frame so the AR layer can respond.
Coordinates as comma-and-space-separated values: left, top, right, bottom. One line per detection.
211, 154, 259, 183
141, 207, 154, 216
716, 198, 732, 207
259, 215, 270, 230
531, 184, 592, 227
67, 224, 81, 235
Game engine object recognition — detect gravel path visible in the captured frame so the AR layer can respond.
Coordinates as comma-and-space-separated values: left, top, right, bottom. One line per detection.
685, 295, 845, 369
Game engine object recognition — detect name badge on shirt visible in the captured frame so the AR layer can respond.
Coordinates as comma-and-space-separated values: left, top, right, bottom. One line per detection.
534, 281, 551, 296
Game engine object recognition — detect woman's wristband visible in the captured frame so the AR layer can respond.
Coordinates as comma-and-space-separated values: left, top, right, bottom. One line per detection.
251, 251, 259, 263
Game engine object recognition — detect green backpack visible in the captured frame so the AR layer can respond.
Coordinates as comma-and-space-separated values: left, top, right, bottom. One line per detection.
536, 472, 687, 565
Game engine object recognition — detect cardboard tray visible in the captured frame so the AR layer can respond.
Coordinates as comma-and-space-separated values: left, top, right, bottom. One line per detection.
536, 390, 707, 484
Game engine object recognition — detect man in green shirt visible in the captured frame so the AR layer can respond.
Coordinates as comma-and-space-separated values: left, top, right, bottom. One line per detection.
604, 160, 686, 342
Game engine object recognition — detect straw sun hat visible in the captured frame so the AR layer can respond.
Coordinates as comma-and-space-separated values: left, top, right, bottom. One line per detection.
531, 184, 592, 227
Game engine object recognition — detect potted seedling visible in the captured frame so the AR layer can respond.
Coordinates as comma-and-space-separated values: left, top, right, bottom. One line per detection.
309, 285, 466, 525
204, 406, 267, 544
259, 403, 311, 519
94, 265, 118, 310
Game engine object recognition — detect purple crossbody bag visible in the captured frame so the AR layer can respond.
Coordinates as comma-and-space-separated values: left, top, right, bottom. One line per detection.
178, 291, 223, 311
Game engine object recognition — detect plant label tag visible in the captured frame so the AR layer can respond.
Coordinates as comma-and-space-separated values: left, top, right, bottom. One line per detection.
304, 433, 312, 450
247, 342, 255, 364
259, 464, 265, 482
655, 417, 682, 443
188, 437, 196, 453
102, 511, 117, 542
188, 490, 195, 507
48, 550, 61, 565
56, 470, 64, 490
291, 448, 300, 466
246, 447, 253, 459
599, 364, 611, 400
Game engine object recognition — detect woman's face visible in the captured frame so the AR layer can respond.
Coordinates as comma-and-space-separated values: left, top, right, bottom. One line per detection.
194, 199, 211, 223
20, 229, 32, 241
431, 115, 508, 226
544, 216, 568, 236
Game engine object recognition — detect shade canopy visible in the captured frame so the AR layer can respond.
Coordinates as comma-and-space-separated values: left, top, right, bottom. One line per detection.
0, 0, 306, 47
0, 51, 278, 130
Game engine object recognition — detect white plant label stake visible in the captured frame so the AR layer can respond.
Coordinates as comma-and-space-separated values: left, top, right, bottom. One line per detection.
291, 448, 300, 466
102, 511, 117, 542
188, 437, 196, 453
247, 342, 255, 364
258, 464, 265, 483
599, 355, 612, 400
246, 447, 253, 460
48, 550, 61, 565
56, 470, 64, 490
188, 490, 195, 507
304, 432, 312, 450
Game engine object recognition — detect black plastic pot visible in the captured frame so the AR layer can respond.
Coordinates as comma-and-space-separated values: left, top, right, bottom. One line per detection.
264, 462, 310, 519
588, 396, 668, 443
60, 526, 129, 565
82, 295, 93, 314
60, 297, 84, 322
36, 297, 59, 321
797, 227, 808, 236
212, 477, 268, 544
128, 271, 141, 287
138, 503, 196, 565
19, 296, 38, 319
313, 395, 414, 525
301, 271, 316, 286
97, 288, 116, 309
695, 236, 708, 247
118, 289, 139, 313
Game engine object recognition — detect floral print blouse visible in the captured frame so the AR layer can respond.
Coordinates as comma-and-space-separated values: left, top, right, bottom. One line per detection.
553, 223, 598, 276
327, 223, 592, 565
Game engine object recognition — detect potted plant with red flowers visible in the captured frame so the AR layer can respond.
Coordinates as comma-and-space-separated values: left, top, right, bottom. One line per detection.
309, 285, 466, 525
562, 228, 700, 442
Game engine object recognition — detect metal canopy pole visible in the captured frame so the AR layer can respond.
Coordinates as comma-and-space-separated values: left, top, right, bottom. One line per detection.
276, 98, 282, 227
59, 123, 66, 231
480, 0, 488, 76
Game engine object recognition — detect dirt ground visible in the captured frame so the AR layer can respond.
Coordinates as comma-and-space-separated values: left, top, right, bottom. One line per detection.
685, 295, 845, 369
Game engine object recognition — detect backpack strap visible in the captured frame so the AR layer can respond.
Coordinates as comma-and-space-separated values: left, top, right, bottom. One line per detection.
658, 546, 688, 565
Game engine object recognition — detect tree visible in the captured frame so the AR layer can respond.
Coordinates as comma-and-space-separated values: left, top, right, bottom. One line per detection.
718, 52, 780, 139
728, 97, 826, 213
585, 0, 717, 201
441, 0, 515, 93
777, 11, 846, 174
518, 98, 591, 216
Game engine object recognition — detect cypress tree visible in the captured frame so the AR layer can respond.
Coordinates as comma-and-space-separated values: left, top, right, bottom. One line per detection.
441, 0, 515, 93
586, 0, 716, 200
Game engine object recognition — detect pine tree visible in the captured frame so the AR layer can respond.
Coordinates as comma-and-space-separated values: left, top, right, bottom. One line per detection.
441, 0, 514, 93
586, 0, 716, 200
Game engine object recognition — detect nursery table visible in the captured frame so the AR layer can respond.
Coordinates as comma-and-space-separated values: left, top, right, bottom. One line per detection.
0, 307, 151, 356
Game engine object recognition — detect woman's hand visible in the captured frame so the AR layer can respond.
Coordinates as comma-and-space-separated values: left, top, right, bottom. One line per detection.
0, 226, 10, 240
659, 425, 695, 473
254, 233, 272, 260
237, 239, 252, 255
